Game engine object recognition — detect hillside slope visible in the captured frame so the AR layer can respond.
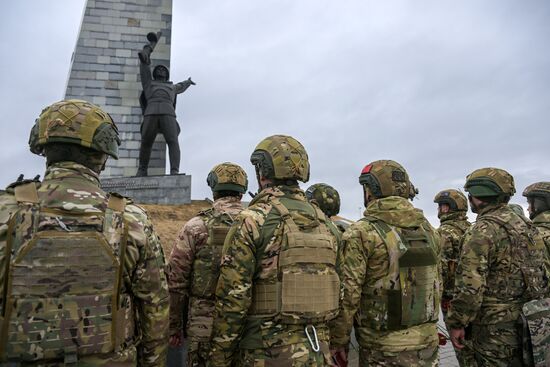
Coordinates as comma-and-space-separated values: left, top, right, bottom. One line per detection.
141, 200, 211, 256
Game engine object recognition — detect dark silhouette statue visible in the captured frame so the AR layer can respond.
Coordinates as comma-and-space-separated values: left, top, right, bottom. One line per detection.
137, 31, 195, 176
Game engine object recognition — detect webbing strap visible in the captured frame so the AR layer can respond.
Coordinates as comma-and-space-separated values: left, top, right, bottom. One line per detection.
270, 198, 300, 232
14, 183, 39, 204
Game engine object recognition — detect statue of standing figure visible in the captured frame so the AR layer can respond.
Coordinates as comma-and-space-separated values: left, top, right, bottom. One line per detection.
137, 31, 195, 176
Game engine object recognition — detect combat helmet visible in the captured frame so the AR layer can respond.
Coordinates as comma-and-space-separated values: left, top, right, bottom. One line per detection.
305, 183, 341, 217
29, 99, 120, 159
207, 162, 248, 193
250, 135, 310, 182
464, 167, 515, 201
434, 189, 468, 212
522, 182, 550, 218
359, 160, 416, 199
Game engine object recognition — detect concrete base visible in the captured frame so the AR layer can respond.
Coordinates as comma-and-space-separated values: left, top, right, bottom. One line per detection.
101, 174, 191, 205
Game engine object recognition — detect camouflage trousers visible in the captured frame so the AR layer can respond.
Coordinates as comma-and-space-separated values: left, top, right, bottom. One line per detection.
358, 345, 438, 367
237, 341, 334, 366
471, 323, 523, 367
187, 341, 210, 367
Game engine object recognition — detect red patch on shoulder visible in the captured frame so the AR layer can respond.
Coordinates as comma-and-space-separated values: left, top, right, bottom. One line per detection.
361, 164, 373, 174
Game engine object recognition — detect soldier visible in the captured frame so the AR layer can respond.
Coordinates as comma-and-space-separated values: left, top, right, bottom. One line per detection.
0, 100, 169, 366
433, 189, 473, 366
523, 182, 550, 254
306, 183, 354, 233
209, 135, 341, 366
330, 160, 441, 366
168, 162, 248, 366
508, 203, 528, 218
137, 31, 195, 176
447, 168, 549, 366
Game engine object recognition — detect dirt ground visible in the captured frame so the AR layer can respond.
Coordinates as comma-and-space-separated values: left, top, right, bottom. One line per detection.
141, 200, 211, 257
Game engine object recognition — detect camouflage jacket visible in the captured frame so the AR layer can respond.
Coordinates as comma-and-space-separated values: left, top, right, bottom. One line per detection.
330, 196, 441, 353
0, 162, 169, 366
446, 204, 549, 329
533, 211, 550, 256
437, 212, 470, 300
209, 185, 341, 367
167, 196, 243, 337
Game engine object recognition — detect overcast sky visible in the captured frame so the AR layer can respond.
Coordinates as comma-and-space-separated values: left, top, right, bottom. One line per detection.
1, 1, 549, 224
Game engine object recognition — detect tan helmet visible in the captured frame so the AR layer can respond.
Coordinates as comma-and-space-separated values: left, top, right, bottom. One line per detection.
250, 135, 310, 182
434, 189, 468, 212
523, 182, 550, 199
29, 99, 120, 158
358, 160, 416, 199
206, 162, 248, 193
464, 167, 515, 199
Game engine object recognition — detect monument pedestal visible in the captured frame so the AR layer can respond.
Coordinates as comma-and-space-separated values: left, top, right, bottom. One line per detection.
101, 174, 191, 205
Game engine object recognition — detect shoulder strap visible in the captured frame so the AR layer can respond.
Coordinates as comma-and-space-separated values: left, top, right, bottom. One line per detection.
14, 182, 39, 204
270, 198, 300, 232
107, 194, 126, 212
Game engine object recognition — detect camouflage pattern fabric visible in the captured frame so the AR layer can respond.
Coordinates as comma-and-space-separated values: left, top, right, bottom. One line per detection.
447, 204, 550, 367
29, 99, 120, 159
436, 211, 473, 367
533, 211, 550, 257
437, 211, 471, 302
0, 162, 169, 366
330, 196, 440, 364
167, 196, 243, 366
358, 345, 438, 367
209, 185, 340, 367
521, 297, 550, 367
251, 135, 310, 182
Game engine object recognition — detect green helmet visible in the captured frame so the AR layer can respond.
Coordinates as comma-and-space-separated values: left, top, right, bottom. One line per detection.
508, 203, 526, 217
464, 167, 515, 198
250, 135, 310, 182
359, 160, 416, 199
523, 182, 550, 199
206, 162, 248, 193
305, 183, 341, 217
434, 189, 468, 212
29, 99, 120, 159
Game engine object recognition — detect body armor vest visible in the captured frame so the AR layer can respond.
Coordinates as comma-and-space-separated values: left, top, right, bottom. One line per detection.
248, 197, 340, 325
187, 209, 234, 340
480, 213, 548, 302
0, 183, 134, 363
359, 217, 440, 331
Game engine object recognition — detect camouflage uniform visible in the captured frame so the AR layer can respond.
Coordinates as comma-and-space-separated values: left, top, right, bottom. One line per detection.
523, 182, 550, 256
0, 162, 169, 366
330, 160, 440, 367
447, 168, 549, 367
168, 163, 247, 366
209, 135, 341, 367
0, 100, 169, 366
433, 190, 473, 366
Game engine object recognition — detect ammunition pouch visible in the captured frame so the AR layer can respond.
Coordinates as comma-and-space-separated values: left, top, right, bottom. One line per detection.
359, 218, 439, 331
518, 298, 550, 367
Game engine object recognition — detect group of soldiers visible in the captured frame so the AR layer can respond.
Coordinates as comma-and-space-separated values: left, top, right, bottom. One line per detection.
0, 99, 549, 367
